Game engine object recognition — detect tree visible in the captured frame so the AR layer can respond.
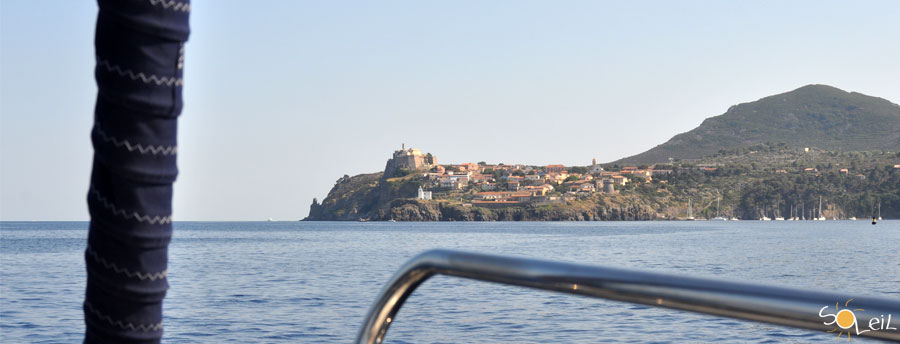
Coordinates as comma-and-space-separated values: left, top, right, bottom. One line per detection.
553, 183, 568, 193
568, 166, 588, 174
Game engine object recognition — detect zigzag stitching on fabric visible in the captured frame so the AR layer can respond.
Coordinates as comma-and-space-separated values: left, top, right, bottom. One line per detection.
149, 0, 191, 12
94, 126, 178, 156
97, 59, 183, 86
86, 245, 168, 281
90, 186, 173, 225
85, 301, 163, 332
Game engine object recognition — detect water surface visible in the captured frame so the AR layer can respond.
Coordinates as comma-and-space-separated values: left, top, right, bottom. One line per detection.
2, 221, 898, 343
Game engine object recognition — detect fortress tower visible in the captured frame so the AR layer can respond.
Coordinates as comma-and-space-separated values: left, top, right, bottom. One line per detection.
384, 144, 437, 177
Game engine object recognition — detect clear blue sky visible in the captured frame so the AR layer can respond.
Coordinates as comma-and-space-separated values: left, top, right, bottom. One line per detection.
2, 1, 899, 220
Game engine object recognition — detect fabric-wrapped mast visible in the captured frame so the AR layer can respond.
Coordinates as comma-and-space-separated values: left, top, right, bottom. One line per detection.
85, 1, 189, 343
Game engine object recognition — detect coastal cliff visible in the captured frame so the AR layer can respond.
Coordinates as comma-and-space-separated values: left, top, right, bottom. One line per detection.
306, 171, 659, 221
379, 199, 657, 221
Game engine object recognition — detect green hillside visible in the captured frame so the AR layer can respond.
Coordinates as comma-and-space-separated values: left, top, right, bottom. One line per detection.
615, 85, 900, 164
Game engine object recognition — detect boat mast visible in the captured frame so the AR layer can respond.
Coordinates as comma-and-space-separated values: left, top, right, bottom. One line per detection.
819, 196, 823, 219
688, 198, 693, 218
716, 198, 720, 218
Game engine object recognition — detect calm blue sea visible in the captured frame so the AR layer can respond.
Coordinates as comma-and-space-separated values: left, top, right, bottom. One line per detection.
1, 221, 899, 343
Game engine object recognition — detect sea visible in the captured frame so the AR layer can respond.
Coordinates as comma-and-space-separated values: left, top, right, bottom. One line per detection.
1, 221, 898, 343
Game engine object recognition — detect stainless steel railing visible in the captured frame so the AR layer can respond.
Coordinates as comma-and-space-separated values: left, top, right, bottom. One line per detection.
357, 249, 900, 343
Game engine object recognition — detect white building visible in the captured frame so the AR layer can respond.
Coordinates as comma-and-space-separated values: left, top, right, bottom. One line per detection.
417, 186, 432, 200
589, 157, 604, 173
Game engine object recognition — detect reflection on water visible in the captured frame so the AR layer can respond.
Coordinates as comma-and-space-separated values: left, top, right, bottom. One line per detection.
1, 221, 898, 343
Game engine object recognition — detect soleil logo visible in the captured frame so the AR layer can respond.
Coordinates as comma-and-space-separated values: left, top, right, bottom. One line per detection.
819, 299, 896, 341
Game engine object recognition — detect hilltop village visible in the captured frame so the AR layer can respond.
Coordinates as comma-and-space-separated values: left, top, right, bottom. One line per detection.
388, 145, 668, 207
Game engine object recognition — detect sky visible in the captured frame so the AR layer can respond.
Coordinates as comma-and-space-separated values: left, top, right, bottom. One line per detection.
1, 1, 899, 221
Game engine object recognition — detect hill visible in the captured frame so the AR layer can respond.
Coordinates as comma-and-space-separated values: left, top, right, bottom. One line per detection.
614, 85, 900, 164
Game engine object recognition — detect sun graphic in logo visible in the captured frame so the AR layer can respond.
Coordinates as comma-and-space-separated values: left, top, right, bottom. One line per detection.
826, 299, 864, 341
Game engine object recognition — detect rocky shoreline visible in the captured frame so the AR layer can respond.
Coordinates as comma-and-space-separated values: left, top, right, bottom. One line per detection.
381, 199, 657, 221
304, 171, 660, 222
309, 198, 658, 221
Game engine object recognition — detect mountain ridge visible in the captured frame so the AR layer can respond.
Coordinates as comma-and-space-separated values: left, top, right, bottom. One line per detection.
612, 85, 900, 164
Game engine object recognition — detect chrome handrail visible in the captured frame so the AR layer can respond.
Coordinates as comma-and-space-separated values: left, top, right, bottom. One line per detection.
357, 249, 900, 343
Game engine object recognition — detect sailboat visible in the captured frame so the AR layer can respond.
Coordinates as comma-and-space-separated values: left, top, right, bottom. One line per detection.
772, 201, 784, 221
814, 196, 826, 221
686, 198, 695, 220
878, 202, 883, 221
711, 197, 727, 221
759, 205, 771, 221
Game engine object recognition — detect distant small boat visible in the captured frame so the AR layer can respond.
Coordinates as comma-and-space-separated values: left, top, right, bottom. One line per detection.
774, 217, 785, 221
848, 217, 857, 221
267, 218, 274, 222
686, 198, 695, 220
730, 217, 739, 221
814, 196, 826, 221
710, 197, 726, 220
759, 216, 771, 221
